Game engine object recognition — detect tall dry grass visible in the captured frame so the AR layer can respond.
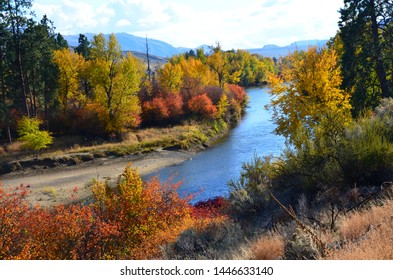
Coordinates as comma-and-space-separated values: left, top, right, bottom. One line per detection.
326, 199, 393, 259
249, 234, 285, 260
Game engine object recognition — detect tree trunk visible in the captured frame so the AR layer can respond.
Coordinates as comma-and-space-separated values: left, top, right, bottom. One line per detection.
6, 126, 12, 144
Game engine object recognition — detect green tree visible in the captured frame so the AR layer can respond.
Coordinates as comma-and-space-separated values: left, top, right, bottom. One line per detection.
22, 15, 60, 118
1, 0, 32, 116
339, 0, 393, 114
75, 34, 90, 60
17, 116, 53, 159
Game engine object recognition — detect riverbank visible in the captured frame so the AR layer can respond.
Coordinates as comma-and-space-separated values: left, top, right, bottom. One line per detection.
1, 149, 195, 207
0, 120, 234, 207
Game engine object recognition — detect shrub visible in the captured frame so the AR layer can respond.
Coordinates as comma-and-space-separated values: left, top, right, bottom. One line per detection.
91, 165, 192, 259
228, 155, 276, 220
0, 166, 194, 260
165, 93, 184, 119
0, 185, 30, 259
162, 220, 245, 260
17, 117, 53, 158
188, 93, 217, 120
284, 228, 322, 260
203, 85, 223, 105
275, 113, 393, 201
338, 117, 393, 186
227, 84, 247, 106
192, 196, 229, 219
142, 93, 184, 125
142, 97, 170, 123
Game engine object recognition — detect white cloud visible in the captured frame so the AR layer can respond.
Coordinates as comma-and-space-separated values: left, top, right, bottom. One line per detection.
116, 19, 132, 28
33, 0, 344, 48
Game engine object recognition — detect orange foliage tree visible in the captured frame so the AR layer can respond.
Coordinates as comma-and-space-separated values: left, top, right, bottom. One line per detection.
0, 165, 197, 260
91, 165, 192, 259
188, 93, 217, 120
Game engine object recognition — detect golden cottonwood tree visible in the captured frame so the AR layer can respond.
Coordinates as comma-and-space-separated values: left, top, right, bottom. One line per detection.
179, 57, 217, 98
52, 49, 86, 112
207, 51, 240, 89
157, 62, 184, 93
268, 47, 352, 147
88, 33, 143, 134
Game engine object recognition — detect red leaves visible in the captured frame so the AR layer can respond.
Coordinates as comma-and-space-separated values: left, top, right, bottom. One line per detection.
143, 97, 170, 121
227, 84, 247, 105
0, 184, 121, 260
142, 93, 184, 125
188, 93, 217, 120
0, 166, 193, 259
192, 196, 229, 219
0, 166, 229, 260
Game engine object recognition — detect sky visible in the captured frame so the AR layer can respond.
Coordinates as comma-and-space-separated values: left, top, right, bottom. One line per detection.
32, 0, 344, 49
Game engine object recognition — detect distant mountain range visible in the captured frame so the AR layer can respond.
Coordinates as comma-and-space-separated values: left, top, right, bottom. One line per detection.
248, 40, 329, 57
64, 33, 328, 59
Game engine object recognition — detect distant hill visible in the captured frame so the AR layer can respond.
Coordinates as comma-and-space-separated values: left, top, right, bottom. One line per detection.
248, 40, 328, 57
64, 33, 185, 58
64, 33, 328, 59
126, 51, 168, 71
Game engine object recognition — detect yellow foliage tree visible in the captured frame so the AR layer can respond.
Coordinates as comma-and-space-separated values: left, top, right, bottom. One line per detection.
207, 50, 238, 90
52, 49, 86, 112
88, 33, 143, 134
157, 62, 184, 93
179, 57, 217, 97
268, 47, 352, 147
217, 93, 230, 120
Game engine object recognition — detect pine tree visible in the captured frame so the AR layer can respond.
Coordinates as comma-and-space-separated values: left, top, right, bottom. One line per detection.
339, 0, 393, 114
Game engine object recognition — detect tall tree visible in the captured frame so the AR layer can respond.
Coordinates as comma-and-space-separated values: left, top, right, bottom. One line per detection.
2, 0, 32, 116
268, 47, 352, 148
52, 49, 86, 112
75, 34, 90, 60
207, 50, 231, 90
88, 33, 143, 135
339, 0, 393, 114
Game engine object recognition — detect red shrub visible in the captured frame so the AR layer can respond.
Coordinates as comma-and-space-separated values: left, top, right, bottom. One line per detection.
142, 97, 170, 123
227, 84, 247, 105
188, 93, 217, 120
165, 93, 184, 119
142, 93, 184, 124
0, 185, 30, 259
192, 196, 229, 219
0, 166, 193, 260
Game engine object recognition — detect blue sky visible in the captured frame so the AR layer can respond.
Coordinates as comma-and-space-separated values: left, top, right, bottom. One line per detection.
32, 0, 344, 49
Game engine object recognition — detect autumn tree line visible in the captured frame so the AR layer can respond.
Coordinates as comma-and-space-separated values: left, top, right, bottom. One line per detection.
0, 1, 274, 144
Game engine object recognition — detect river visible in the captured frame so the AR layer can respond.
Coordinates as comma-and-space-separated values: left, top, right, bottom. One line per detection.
144, 87, 286, 202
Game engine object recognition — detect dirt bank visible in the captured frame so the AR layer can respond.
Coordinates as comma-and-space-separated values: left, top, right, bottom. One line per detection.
0, 149, 194, 207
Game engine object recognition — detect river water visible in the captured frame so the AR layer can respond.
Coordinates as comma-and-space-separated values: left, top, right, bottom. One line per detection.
144, 87, 286, 202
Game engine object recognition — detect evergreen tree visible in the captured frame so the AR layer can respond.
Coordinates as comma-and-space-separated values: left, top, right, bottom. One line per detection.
339, 0, 393, 114
75, 34, 90, 59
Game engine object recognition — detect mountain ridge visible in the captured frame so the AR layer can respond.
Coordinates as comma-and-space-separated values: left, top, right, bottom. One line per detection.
64, 33, 328, 58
